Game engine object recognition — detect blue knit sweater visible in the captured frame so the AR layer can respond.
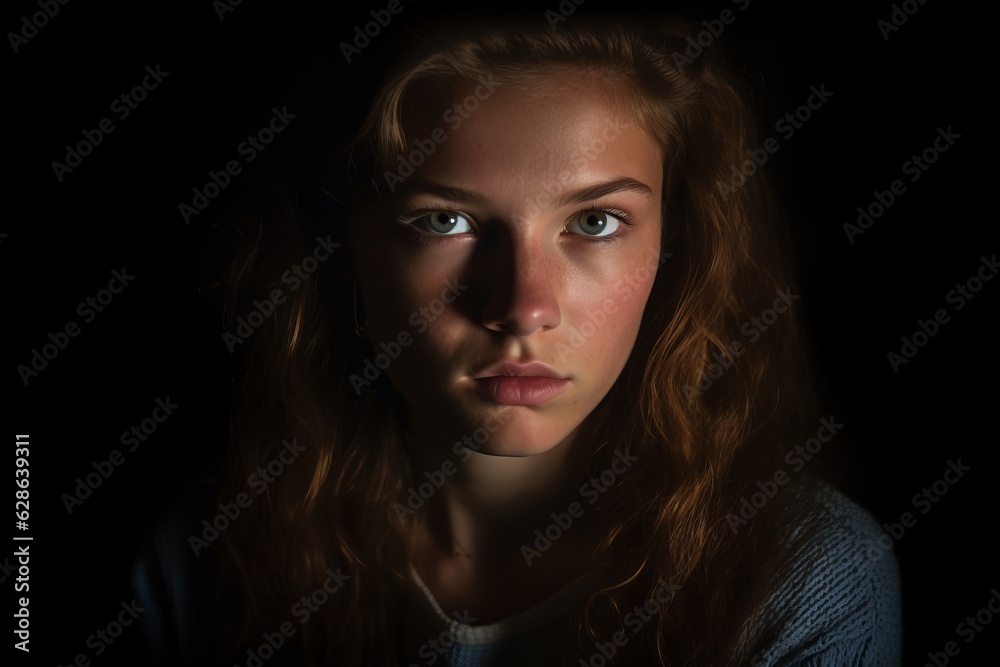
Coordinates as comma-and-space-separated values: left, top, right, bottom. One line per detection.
394, 482, 902, 666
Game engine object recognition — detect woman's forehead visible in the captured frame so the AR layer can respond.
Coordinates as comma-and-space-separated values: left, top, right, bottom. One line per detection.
392, 78, 664, 195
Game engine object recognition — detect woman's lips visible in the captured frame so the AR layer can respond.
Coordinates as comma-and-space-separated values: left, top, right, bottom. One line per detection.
471, 376, 570, 406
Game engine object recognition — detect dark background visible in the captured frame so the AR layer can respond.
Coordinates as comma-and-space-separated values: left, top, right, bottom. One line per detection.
5, 0, 995, 664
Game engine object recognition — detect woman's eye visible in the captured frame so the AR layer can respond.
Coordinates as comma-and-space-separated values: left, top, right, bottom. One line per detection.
567, 210, 622, 238
413, 210, 473, 235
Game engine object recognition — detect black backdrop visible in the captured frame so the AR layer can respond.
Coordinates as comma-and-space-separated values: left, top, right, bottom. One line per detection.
6, 0, 996, 664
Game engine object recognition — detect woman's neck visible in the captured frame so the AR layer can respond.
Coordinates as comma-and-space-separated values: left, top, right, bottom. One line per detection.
403, 407, 583, 549
399, 408, 598, 622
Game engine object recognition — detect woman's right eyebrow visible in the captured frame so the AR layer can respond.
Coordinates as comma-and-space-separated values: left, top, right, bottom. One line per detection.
399, 181, 490, 206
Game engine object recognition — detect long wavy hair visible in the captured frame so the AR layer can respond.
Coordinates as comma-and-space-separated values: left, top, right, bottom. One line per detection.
215, 15, 827, 666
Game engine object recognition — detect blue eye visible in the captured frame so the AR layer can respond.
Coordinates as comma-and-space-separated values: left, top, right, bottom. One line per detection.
567, 210, 624, 237
411, 210, 473, 235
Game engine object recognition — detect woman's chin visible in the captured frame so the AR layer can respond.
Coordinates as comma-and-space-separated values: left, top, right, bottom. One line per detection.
466, 440, 561, 458
455, 418, 577, 458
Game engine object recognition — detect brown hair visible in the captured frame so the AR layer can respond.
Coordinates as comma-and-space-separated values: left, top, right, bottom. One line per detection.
216, 15, 825, 666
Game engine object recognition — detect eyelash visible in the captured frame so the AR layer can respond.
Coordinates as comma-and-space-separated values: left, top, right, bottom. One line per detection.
395, 205, 635, 247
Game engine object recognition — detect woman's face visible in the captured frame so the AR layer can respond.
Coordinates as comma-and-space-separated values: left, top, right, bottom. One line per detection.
350, 73, 664, 456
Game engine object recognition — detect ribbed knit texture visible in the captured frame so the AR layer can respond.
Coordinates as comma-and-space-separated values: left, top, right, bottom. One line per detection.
749, 482, 902, 666
396, 482, 902, 666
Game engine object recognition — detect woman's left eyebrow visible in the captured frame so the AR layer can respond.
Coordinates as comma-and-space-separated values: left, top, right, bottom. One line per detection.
559, 177, 655, 205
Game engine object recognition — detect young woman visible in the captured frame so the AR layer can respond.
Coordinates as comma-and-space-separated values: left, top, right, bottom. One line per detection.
136, 14, 901, 666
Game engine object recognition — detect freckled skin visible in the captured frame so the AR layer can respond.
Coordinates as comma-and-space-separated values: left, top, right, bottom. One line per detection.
350, 75, 664, 458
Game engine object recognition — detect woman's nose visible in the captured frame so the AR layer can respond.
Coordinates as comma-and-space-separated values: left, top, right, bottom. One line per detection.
479, 233, 561, 337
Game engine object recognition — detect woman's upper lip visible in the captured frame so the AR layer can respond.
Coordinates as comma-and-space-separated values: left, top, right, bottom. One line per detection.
472, 360, 567, 379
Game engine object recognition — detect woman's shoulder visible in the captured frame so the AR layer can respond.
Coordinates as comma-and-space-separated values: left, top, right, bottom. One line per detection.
749, 479, 903, 666
131, 477, 238, 665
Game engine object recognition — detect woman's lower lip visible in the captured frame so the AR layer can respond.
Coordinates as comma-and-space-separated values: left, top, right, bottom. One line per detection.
471, 377, 570, 406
